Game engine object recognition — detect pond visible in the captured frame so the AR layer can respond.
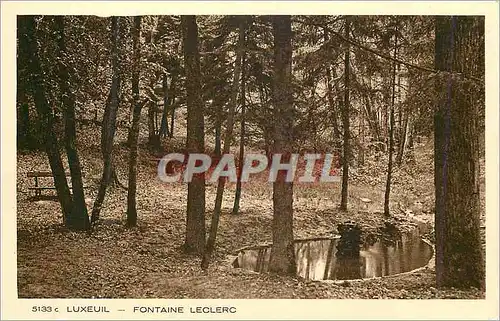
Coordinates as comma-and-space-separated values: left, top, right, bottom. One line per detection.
233, 230, 433, 281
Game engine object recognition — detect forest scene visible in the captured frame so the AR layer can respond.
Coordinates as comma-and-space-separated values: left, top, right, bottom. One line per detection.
16, 14, 486, 299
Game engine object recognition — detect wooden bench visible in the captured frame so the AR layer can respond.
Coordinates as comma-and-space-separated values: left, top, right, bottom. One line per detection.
27, 171, 72, 197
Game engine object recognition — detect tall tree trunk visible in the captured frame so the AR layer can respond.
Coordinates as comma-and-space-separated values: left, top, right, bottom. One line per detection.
363, 76, 382, 142
396, 104, 409, 165
148, 100, 159, 148
202, 19, 246, 269
268, 15, 295, 275
159, 73, 170, 138
383, 22, 398, 217
209, 93, 223, 156
91, 16, 121, 223
182, 15, 206, 254
55, 16, 90, 231
396, 65, 403, 154
214, 117, 222, 156
395, 63, 407, 165
406, 116, 415, 160
127, 16, 142, 227
358, 110, 365, 166
24, 16, 74, 224
340, 17, 350, 211
232, 42, 247, 216
434, 16, 484, 289
168, 72, 178, 138
169, 92, 176, 138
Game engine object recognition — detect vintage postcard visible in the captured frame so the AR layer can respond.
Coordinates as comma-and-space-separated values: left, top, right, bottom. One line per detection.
1, 1, 499, 320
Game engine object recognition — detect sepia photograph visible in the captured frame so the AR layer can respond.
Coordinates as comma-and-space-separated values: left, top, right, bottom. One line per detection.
2, 1, 499, 320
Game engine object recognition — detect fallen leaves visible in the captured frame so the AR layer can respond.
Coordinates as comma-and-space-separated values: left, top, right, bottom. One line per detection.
16, 136, 485, 299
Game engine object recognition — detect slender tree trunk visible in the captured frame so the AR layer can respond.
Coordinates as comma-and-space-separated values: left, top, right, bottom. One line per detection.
148, 100, 159, 148
101, 92, 112, 158
360, 87, 381, 143
202, 19, 246, 269
406, 116, 414, 160
384, 22, 398, 217
232, 44, 247, 216
147, 72, 159, 148
214, 97, 222, 157
168, 73, 177, 138
214, 117, 222, 156
159, 73, 170, 138
154, 103, 159, 136
396, 104, 409, 165
55, 16, 90, 231
24, 16, 74, 224
396, 66, 403, 152
434, 16, 484, 289
91, 16, 121, 223
126, 16, 142, 227
169, 93, 176, 138
268, 15, 295, 275
358, 111, 365, 166
364, 76, 382, 142
340, 17, 350, 211
395, 63, 407, 165
182, 15, 206, 254
209, 93, 223, 156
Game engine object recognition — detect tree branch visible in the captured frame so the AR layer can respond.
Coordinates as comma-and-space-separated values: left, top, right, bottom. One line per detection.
297, 17, 484, 84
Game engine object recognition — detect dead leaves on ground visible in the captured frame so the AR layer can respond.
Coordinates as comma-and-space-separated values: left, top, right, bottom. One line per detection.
16, 137, 484, 299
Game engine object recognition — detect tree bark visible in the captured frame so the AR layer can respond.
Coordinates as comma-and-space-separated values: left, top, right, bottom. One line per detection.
167, 72, 178, 138
268, 15, 296, 275
395, 63, 407, 166
384, 21, 398, 217
214, 115, 222, 156
169, 89, 176, 138
91, 16, 121, 224
358, 110, 365, 166
126, 16, 142, 227
159, 72, 170, 138
182, 15, 206, 254
434, 16, 484, 289
396, 104, 409, 165
340, 17, 350, 211
232, 40, 247, 216
148, 100, 160, 148
202, 18, 246, 269
55, 16, 90, 231
24, 16, 74, 224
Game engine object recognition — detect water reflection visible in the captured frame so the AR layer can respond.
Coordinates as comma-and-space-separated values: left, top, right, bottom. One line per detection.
234, 230, 433, 281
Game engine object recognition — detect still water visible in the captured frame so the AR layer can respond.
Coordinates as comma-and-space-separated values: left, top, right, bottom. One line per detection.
233, 231, 433, 281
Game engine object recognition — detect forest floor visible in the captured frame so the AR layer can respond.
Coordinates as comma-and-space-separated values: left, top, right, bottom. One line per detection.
16, 125, 485, 299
